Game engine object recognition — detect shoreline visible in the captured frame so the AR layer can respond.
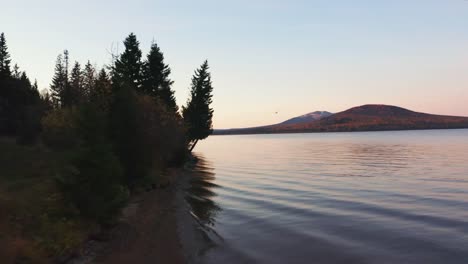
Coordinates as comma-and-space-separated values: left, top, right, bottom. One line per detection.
67, 162, 214, 264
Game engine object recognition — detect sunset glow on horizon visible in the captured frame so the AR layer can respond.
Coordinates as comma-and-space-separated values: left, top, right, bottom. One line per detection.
2, 0, 467, 128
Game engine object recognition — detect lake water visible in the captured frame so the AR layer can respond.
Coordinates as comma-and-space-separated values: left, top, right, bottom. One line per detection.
188, 129, 468, 264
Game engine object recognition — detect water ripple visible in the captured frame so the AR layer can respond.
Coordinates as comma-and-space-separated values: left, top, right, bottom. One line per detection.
192, 130, 468, 264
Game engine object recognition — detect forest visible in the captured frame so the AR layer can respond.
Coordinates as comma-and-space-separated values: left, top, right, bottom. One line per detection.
0, 32, 213, 262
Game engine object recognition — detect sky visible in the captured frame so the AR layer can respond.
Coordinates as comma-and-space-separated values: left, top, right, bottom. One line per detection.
1, 0, 468, 128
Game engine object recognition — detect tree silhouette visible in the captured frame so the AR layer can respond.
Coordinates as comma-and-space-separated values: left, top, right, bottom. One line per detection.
110, 33, 148, 184
70, 61, 83, 105
50, 51, 72, 108
91, 68, 112, 111
82, 61, 95, 102
0, 33, 11, 78
182, 60, 214, 151
141, 42, 177, 112
0, 34, 42, 138
112, 33, 142, 91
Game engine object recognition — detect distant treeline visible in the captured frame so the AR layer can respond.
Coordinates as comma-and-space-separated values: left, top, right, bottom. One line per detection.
0, 32, 213, 257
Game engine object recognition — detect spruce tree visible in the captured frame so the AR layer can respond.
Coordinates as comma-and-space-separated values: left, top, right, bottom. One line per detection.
0, 34, 42, 137
31, 80, 40, 100
110, 33, 147, 183
112, 33, 142, 91
141, 42, 177, 112
70, 61, 83, 105
92, 68, 112, 111
182, 60, 214, 151
50, 50, 71, 108
0, 33, 11, 78
82, 61, 95, 102
50, 54, 66, 108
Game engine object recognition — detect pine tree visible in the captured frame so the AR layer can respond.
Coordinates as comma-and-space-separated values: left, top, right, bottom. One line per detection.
109, 33, 148, 183
41, 90, 54, 111
141, 42, 177, 112
0, 34, 42, 137
50, 54, 66, 108
30, 80, 40, 101
50, 51, 71, 108
112, 33, 142, 91
0, 33, 11, 78
182, 60, 214, 151
92, 68, 112, 111
19, 72, 31, 88
70, 61, 83, 105
82, 61, 95, 102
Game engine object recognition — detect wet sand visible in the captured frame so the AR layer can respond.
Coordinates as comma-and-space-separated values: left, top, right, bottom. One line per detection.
69, 166, 211, 264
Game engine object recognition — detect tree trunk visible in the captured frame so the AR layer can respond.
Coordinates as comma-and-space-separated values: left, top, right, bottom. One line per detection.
189, 139, 199, 152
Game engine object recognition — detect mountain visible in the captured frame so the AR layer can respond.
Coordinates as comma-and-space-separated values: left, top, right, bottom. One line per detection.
213, 110, 331, 135
214, 105, 468, 135
280, 111, 332, 125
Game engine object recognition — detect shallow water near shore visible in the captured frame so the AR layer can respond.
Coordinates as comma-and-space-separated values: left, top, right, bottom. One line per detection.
189, 129, 468, 264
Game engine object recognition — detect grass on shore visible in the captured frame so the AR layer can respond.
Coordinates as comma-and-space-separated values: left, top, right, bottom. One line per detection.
0, 137, 180, 263
0, 137, 97, 263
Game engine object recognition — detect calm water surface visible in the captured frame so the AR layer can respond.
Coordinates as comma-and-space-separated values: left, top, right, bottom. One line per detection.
188, 129, 468, 264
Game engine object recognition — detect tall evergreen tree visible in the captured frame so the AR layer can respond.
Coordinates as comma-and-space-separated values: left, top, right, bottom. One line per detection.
63, 50, 70, 80
0, 33, 11, 78
70, 61, 83, 105
50, 54, 66, 108
50, 51, 71, 108
19, 72, 33, 102
182, 60, 214, 151
31, 80, 40, 100
82, 61, 95, 102
141, 42, 177, 112
91, 68, 112, 111
40, 90, 54, 111
0, 34, 42, 137
109, 33, 147, 183
112, 33, 142, 91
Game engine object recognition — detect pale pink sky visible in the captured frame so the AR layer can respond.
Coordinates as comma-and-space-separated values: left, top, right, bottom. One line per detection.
1, 0, 467, 128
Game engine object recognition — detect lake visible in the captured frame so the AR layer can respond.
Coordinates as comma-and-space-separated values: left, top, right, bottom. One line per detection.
189, 129, 468, 264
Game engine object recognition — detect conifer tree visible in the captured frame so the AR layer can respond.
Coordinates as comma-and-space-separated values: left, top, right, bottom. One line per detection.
182, 60, 214, 151
141, 42, 177, 112
50, 54, 66, 108
112, 33, 142, 91
50, 51, 71, 108
31, 80, 40, 100
41, 90, 54, 111
0, 34, 42, 137
19, 72, 31, 88
82, 61, 95, 102
92, 68, 112, 111
70, 61, 83, 105
0, 33, 11, 78
110, 33, 147, 183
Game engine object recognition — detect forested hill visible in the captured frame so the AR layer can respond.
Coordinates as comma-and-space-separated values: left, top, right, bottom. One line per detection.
214, 105, 468, 135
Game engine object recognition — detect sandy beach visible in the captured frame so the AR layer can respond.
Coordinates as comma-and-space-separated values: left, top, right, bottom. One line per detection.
67, 166, 212, 264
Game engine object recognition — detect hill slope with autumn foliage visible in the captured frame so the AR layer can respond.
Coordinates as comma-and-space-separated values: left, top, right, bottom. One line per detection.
214, 105, 468, 135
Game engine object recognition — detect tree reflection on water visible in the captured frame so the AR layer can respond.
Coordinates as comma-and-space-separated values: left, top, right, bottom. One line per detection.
185, 154, 221, 227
